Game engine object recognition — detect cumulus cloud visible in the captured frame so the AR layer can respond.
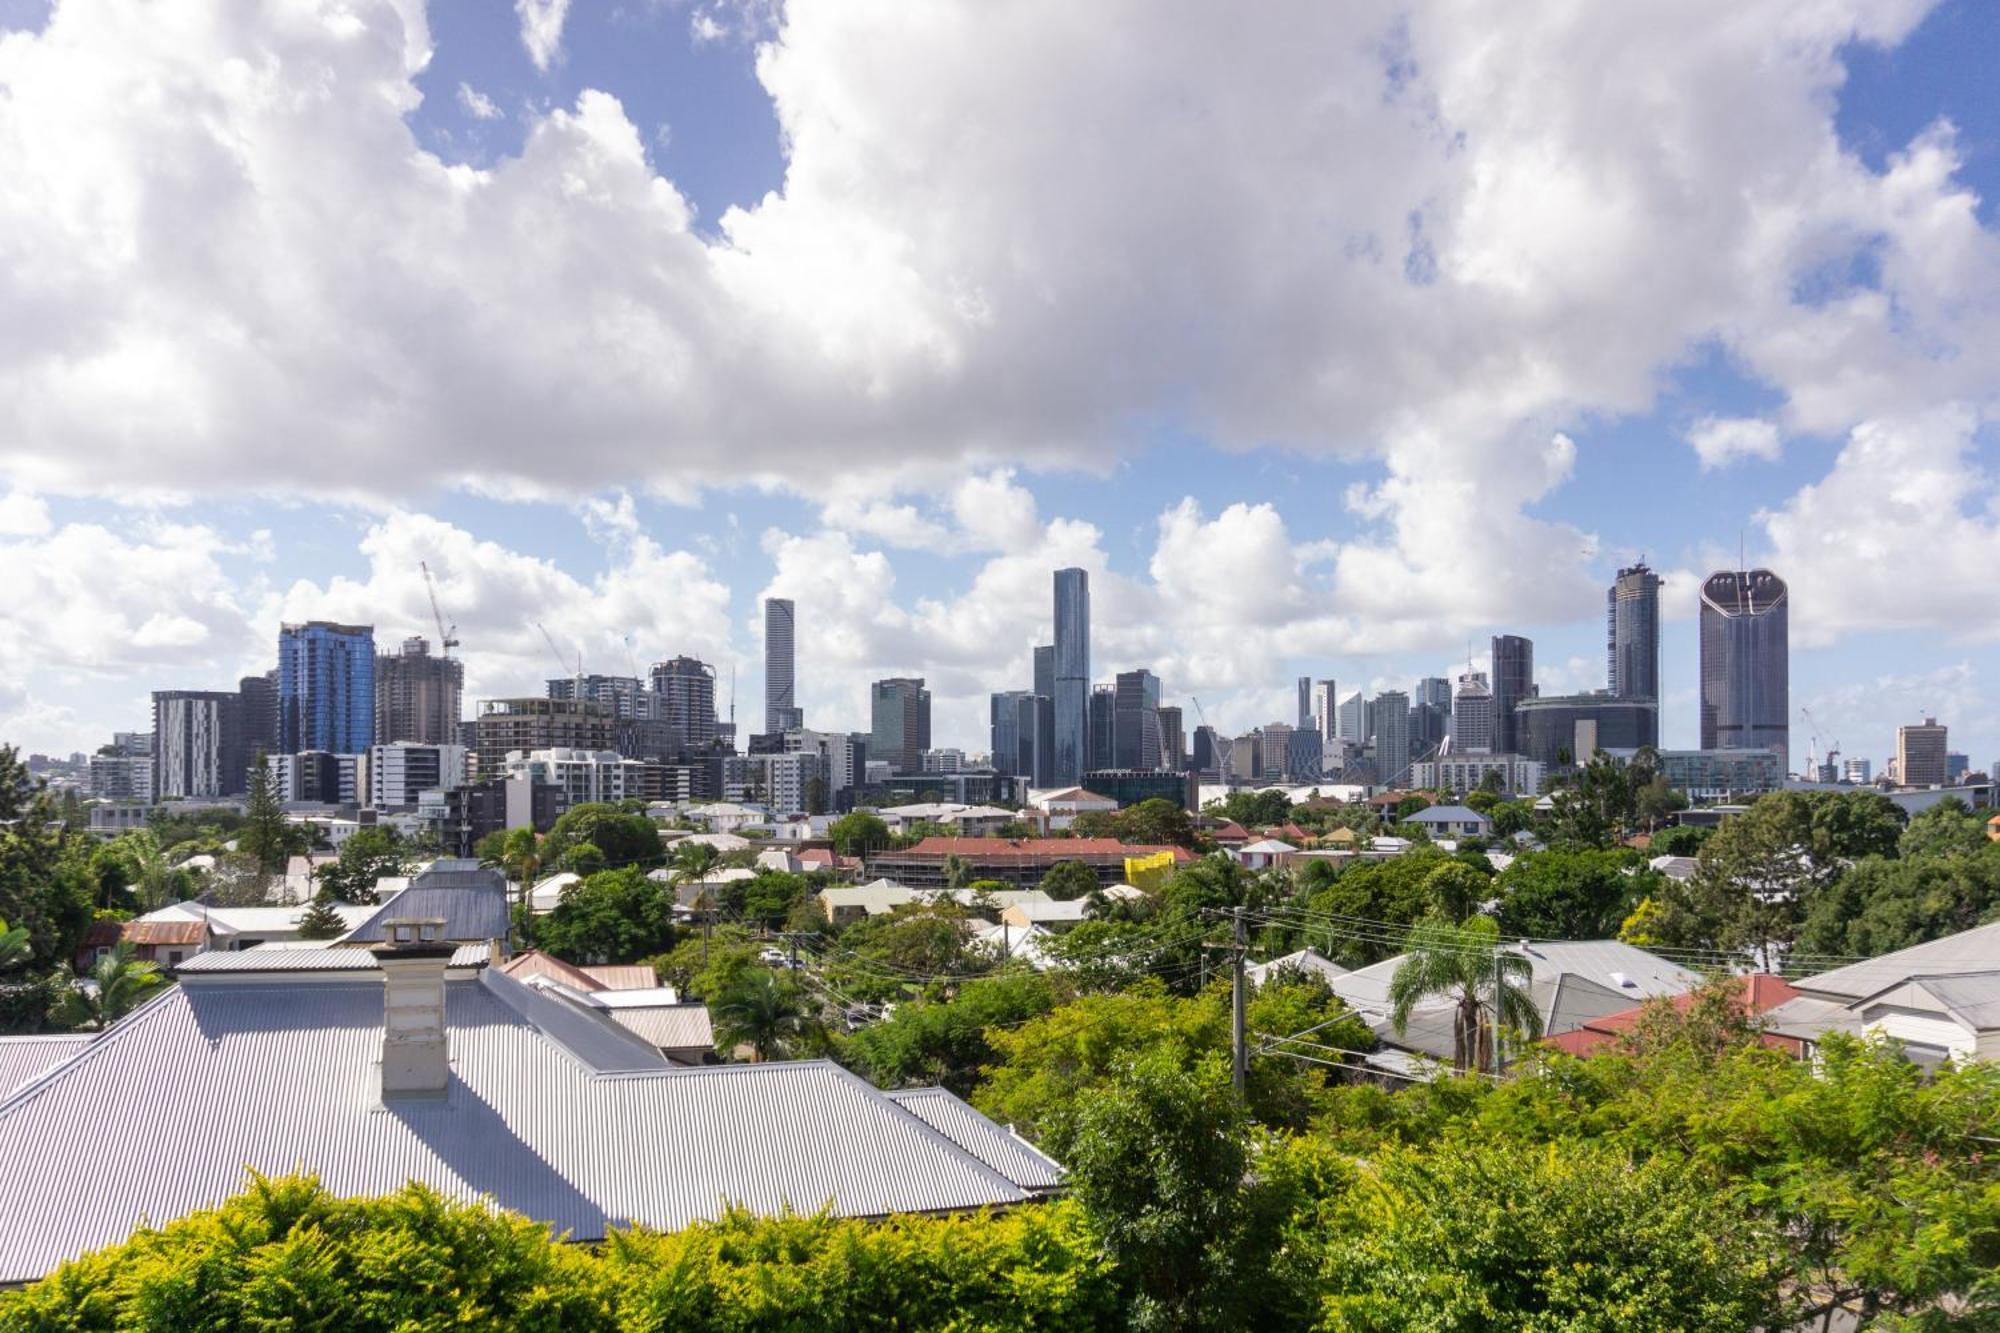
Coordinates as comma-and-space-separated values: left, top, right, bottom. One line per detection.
515, 0, 571, 71
0, 490, 50, 537
456, 81, 501, 121
1687, 416, 1784, 469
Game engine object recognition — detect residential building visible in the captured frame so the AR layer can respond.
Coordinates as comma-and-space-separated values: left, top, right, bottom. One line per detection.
1113, 669, 1163, 770
548, 673, 649, 718
442, 777, 565, 854
1490, 634, 1535, 756
764, 598, 800, 733
1514, 694, 1657, 769
1410, 753, 1544, 796
1227, 733, 1261, 782
369, 742, 467, 809
374, 636, 462, 747
786, 727, 859, 802
1603, 746, 1782, 798
1311, 679, 1338, 744
1260, 722, 1295, 780
278, 621, 375, 755
858, 771, 1018, 806
649, 657, 719, 751
1296, 676, 1313, 730
506, 748, 645, 808
1606, 562, 1662, 702
748, 750, 824, 815
869, 677, 932, 774
1699, 568, 1789, 762
866, 836, 1191, 890
1371, 690, 1411, 785
1897, 718, 1949, 788
472, 698, 613, 779
152, 690, 247, 799
264, 751, 364, 805
1030, 786, 1120, 829
1335, 691, 1367, 745
87, 754, 153, 803
1402, 805, 1493, 839
1052, 567, 1090, 785
1156, 705, 1185, 772
1763, 920, 2000, 1065
1843, 757, 1874, 785
1452, 672, 1495, 753
921, 748, 967, 773
237, 673, 277, 759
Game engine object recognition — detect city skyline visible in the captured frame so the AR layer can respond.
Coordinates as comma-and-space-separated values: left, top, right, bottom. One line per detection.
1, 1, 1997, 775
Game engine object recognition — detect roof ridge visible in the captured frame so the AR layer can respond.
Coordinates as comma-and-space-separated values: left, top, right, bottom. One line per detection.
0, 983, 182, 1118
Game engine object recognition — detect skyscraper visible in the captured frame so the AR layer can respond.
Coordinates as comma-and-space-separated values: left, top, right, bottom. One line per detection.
278, 621, 375, 755
1490, 635, 1535, 755
1192, 725, 1222, 775
764, 598, 800, 733
1032, 644, 1055, 700
1157, 705, 1185, 772
1296, 676, 1312, 730
1452, 672, 1494, 753
869, 677, 931, 774
153, 690, 247, 798
1411, 677, 1452, 757
1088, 684, 1116, 772
1311, 679, 1337, 743
1607, 563, 1663, 702
1052, 569, 1090, 784
1699, 569, 1789, 762
238, 671, 278, 759
989, 691, 1041, 780
650, 657, 719, 751
1371, 690, 1411, 785
374, 636, 463, 747
1113, 669, 1163, 770
1336, 692, 1367, 745
1896, 718, 1948, 788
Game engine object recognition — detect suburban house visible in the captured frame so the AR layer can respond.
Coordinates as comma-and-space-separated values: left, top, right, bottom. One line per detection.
1401, 805, 1494, 839
818, 878, 924, 924
0, 925, 1060, 1285
1542, 973, 1804, 1057
1247, 948, 1348, 988
876, 803, 1017, 836
867, 838, 1193, 890
1228, 838, 1297, 871
340, 860, 512, 946
998, 897, 1091, 932
1762, 920, 2000, 1066
1029, 788, 1119, 831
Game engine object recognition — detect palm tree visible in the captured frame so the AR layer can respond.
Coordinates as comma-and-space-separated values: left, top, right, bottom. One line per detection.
496, 827, 543, 919
1387, 915, 1541, 1072
126, 829, 179, 911
0, 917, 31, 972
672, 840, 722, 909
940, 853, 974, 891
58, 942, 166, 1030
710, 968, 813, 1062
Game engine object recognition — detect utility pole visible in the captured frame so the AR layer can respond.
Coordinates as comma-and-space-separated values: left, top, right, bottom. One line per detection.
1231, 906, 1247, 1097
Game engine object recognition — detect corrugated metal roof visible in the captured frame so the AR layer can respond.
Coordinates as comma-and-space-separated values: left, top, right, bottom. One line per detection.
0, 1035, 94, 1097
0, 973, 1034, 1281
175, 945, 491, 973
610, 1005, 715, 1053
1909, 971, 2000, 1031
124, 920, 207, 947
584, 965, 657, 991
343, 864, 511, 943
1796, 920, 2000, 1001
1247, 948, 1348, 987
883, 1088, 1063, 1193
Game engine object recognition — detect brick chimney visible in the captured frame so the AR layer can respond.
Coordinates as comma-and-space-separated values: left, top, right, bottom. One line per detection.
372, 918, 453, 1098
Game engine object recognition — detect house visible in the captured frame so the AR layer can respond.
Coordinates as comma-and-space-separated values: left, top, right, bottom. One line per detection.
1401, 805, 1493, 839
528, 871, 584, 914
1543, 974, 1804, 1058
877, 803, 1017, 836
1029, 788, 1119, 831
1246, 948, 1348, 988
668, 831, 754, 853
1325, 940, 1702, 1064
0, 1034, 93, 1098
0, 934, 1053, 1284
341, 859, 512, 947
680, 802, 769, 834
1647, 855, 1699, 882
1228, 838, 1297, 871
971, 920, 1053, 967
498, 950, 659, 993
754, 847, 802, 874
118, 900, 384, 963
998, 897, 1091, 931
865, 837, 1193, 890
1203, 821, 1253, 847
1762, 920, 2000, 1066
819, 878, 923, 924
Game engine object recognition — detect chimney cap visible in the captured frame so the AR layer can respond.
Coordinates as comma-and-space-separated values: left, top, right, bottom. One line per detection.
371, 917, 454, 960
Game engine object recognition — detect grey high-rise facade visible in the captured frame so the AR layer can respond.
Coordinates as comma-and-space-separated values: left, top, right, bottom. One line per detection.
1607, 563, 1663, 702
1296, 676, 1313, 730
153, 690, 248, 799
1515, 694, 1657, 769
1033, 644, 1056, 700
375, 636, 463, 747
1114, 669, 1164, 770
990, 691, 1040, 781
1311, 679, 1337, 743
1371, 690, 1411, 785
1490, 635, 1535, 755
1698, 569, 1789, 762
1192, 725, 1222, 775
1411, 677, 1452, 758
238, 671, 278, 759
1336, 691, 1366, 744
1052, 568, 1090, 784
870, 677, 931, 774
1088, 684, 1116, 772
764, 598, 800, 733
1157, 706, 1185, 772
650, 657, 719, 751
1452, 671, 1494, 753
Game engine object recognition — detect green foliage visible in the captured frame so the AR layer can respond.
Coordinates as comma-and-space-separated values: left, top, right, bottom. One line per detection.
828, 811, 890, 857
1419, 861, 1490, 923
1300, 848, 1453, 964
55, 941, 165, 1030
533, 867, 676, 966
0, 746, 96, 972
1208, 788, 1295, 828
843, 971, 1058, 1095
648, 925, 762, 1001
1387, 916, 1539, 1072
313, 826, 410, 905
1896, 797, 1990, 860
709, 968, 819, 1062
1495, 849, 1654, 940
237, 758, 304, 874
1039, 858, 1101, 901
1071, 799, 1198, 848
1797, 844, 2000, 958
0, 916, 32, 971
825, 901, 983, 1003
294, 893, 347, 941
1648, 823, 1709, 856
546, 803, 662, 871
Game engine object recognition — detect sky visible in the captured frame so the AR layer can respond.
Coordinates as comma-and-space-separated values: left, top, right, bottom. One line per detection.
1, 0, 1998, 775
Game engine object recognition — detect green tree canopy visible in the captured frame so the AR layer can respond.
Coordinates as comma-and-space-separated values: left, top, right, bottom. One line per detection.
828, 811, 891, 857
1495, 848, 1655, 940
532, 867, 676, 965
545, 803, 661, 871
1039, 859, 1101, 901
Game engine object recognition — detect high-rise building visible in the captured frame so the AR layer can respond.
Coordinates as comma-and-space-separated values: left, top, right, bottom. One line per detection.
1896, 718, 1949, 788
1114, 669, 1163, 770
1490, 635, 1535, 756
1157, 705, 1185, 772
786, 729, 859, 804
1227, 734, 1261, 783
1033, 644, 1056, 700
1311, 680, 1337, 743
1607, 563, 1663, 702
375, 636, 463, 747
1411, 678, 1452, 758
1052, 568, 1090, 784
1336, 691, 1367, 745
1371, 690, 1411, 785
1843, 757, 1873, 785
472, 698, 613, 779
238, 672, 278, 760
990, 691, 1041, 780
1514, 694, 1658, 769
1416, 677, 1452, 712
1296, 676, 1313, 730
649, 657, 719, 751
764, 598, 800, 734
1452, 671, 1495, 753
1192, 725, 1222, 775
278, 621, 375, 755
153, 690, 248, 798
369, 742, 467, 809
869, 677, 931, 774
1698, 569, 1789, 762
1947, 752, 1969, 783
1088, 684, 1116, 772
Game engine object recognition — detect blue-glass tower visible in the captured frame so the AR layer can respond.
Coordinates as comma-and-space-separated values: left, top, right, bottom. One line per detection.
1052, 568, 1090, 785
278, 621, 376, 755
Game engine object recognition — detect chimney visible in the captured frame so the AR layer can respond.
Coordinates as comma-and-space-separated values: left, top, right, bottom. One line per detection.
372, 918, 452, 1098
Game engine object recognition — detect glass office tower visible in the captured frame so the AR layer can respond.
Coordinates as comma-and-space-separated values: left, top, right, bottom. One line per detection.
1699, 569, 1789, 763
1052, 568, 1090, 784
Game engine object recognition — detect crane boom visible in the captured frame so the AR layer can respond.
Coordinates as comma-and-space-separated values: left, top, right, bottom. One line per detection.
420, 561, 459, 656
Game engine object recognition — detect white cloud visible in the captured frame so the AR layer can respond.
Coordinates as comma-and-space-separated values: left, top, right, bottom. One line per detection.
457, 81, 501, 121
515, 0, 571, 72
1687, 416, 1783, 469
0, 490, 50, 536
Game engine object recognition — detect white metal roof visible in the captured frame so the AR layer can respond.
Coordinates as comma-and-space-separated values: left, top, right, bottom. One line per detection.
884, 1087, 1064, 1193
0, 1035, 93, 1098
1247, 948, 1348, 987
1795, 920, 2000, 1001
0, 970, 1039, 1282
174, 945, 492, 973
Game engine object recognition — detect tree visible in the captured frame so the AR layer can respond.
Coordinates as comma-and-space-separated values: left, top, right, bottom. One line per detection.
0, 916, 30, 971
1210, 789, 1293, 828
1495, 849, 1656, 940
1387, 915, 1540, 1071
1118, 799, 1198, 848
1651, 823, 1710, 857
0, 745, 95, 970
845, 971, 1058, 1095
492, 826, 544, 922
1421, 861, 1490, 922
1796, 847, 2000, 958
294, 893, 347, 941
940, 852, 975, 890
1896, 797, 1988, 860
314, 826, 409, 905
1039, 859, 1100, 901
829, 811, 890, 857
709, 967, 816, 1061
545, 803, 661, 871
533, 867, 676, 965
237, 756, 299, 874
57, 941, 166, 1029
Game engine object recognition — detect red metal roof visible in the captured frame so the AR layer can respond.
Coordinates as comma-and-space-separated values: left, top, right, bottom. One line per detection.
122, 920, 206, 947
891, 837, 1192, 862
1544, 974, 1803, 1057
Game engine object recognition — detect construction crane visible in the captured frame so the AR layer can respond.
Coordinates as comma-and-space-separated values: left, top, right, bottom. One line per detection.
536, 621, 582, 688
1800, 706, 1823, 780
419, 561, 459, 657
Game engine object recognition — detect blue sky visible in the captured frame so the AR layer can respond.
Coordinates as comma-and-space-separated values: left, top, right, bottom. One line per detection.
1, 0, 1998, 775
